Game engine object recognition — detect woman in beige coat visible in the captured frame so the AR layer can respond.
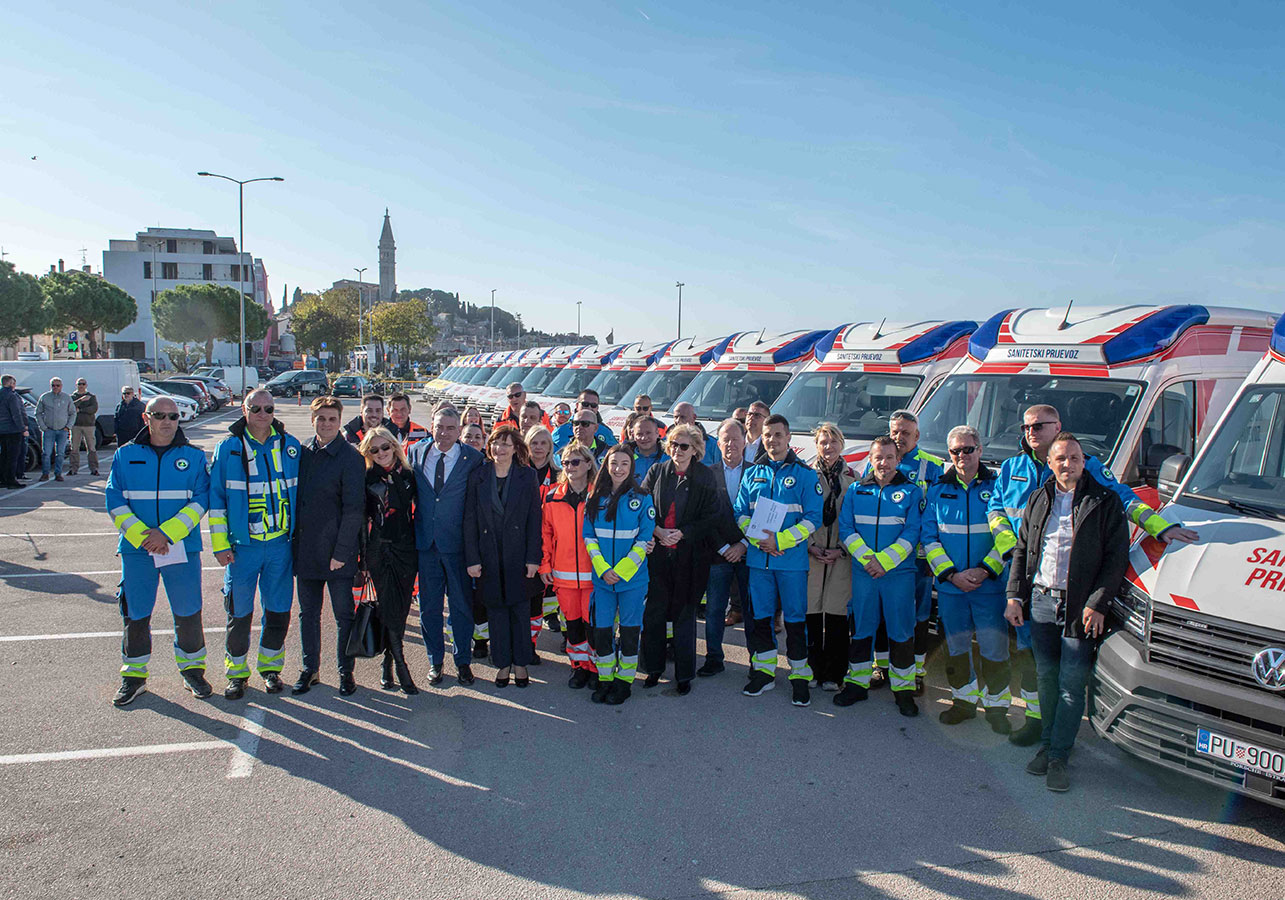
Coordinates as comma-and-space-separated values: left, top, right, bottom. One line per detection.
807, 422, 855, 691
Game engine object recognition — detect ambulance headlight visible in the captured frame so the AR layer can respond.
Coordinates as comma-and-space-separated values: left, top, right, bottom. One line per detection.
1107, 584, 1150, 642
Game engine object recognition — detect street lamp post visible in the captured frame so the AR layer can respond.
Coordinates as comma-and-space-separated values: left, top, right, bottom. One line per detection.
354, 266, 367, 372
675, 281, 684, 339
490, 289, 496, 351
576, 300, 582, 340
197, 172, 284, 370
151, 240, 159, 370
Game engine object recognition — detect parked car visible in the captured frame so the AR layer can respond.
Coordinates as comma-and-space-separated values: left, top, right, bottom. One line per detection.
173, 375, 231, 408
156, 379, 212, 412
191, 365, 259, 396
264, 369, 328, 397
138, 381, 199, 422
331, 374, 373, 398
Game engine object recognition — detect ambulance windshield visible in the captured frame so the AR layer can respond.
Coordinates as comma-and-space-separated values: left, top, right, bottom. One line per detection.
917, 374, 1144, 465
524, 365, 563, 394
772, 371, 922, 437
584, 368, 647, 406
672, 370, 792, 421
1182, 386, 1285, 519
619, 369, 700, 413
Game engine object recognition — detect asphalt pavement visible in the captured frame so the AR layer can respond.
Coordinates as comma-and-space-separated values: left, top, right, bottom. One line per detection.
2, 399, 1282, 900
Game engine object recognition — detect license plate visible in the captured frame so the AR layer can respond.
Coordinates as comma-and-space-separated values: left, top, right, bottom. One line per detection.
1196, 728, 1285, 782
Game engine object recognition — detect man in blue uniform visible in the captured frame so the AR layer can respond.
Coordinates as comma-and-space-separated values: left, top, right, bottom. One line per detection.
209, 390, 302, 700
987, 403, 1198, 745
551, 389, 615, 451
733, 414, 823, 708
106, 397, 211, 706
837, 435, 923, 717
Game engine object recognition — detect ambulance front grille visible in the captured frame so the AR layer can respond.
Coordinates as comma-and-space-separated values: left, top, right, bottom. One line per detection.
1147, 604, 1285, 694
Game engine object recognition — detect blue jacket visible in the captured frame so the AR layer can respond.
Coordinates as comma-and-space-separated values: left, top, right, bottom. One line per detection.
922, 465, 1004, 593
838, 471, 922, 577
407, 439, 483, 555
583, 488, 655, 592
733, 450, 823, 572
106, 426, 210, 556
631, 444, 669, 481
986, 440, 1172, 557
209, 418, 302, 551
863, 444, 944, 491
114, 398, 146, 445
552, 420, 616, 452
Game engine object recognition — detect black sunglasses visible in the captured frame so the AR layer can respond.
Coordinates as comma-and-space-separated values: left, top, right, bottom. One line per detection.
948, 446, 978, 456
579, 402, 599, 409
371, 444, 394, 454
670, 441, 693, 451
149, 412, 180, 421
563, 458, 586, 468
507, 392, 524, 399
574, 420, 596, 427
1022, 421, 1058, 432
249, 405, 275, 415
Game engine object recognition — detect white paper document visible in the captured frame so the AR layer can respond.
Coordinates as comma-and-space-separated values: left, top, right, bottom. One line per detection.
152, 542, 188, 569
746, 498, 787, 541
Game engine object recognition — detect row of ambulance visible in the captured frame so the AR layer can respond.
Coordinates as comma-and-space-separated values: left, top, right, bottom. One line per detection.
423, 303, 1285, 809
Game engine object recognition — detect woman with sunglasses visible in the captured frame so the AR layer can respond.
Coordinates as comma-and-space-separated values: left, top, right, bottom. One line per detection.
634, 424, 721, 694
583, 445, 655, 705
806, 422, 856, 691
539, 442, 600, 688
464, 426, 543, 687
357, 426, 421, 694
525, 425, 562, 650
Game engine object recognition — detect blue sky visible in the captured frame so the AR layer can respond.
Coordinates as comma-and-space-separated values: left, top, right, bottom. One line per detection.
2, 1, 1282, 344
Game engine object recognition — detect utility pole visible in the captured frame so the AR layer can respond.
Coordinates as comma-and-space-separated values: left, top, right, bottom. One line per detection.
675, 281, 685, 340
576, 300, 582, 341
490, 289, 496, 351
354, 267, 367, 372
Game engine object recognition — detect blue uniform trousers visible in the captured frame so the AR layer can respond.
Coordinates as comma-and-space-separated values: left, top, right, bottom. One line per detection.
846, 569, 915, 691
745, 569, 809, 679
222, 537, 294, 679
590, 584, 646, 683
118, 554, 205, 677
937, 584, 1011, 707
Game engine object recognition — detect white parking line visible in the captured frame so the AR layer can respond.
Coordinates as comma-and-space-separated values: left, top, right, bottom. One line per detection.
0, 566, 223, 579
0, 532, 212, 538
227, 705, 267, 779
0, 740, 227, 766
0, 626, 259, 643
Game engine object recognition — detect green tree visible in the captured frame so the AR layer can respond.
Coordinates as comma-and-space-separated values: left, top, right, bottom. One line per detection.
41, 269, 137, 357
0, 261, 51, 346
152, 283, 270, 364
370, 298, 438, 373
290, 287, 359, 367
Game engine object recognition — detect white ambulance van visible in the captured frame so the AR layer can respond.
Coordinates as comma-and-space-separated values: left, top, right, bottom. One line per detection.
601, 334, 738, 435
773, 320, 976, 465
445, 351, 511, 408
1092, 309, 1285, 810
421, 355, 470, 403
582, 340, 674, 413
476, 346, 553, 418
524, 344, 590, 413
914, 304, 1277, 511
531, 343, 627, 413
459, 350, 524, 412
669, 329, 829, 440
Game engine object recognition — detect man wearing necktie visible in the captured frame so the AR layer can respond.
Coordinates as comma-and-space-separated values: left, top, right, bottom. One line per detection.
407, 408, 484, 686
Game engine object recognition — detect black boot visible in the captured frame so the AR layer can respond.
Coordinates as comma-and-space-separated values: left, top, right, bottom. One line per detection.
939, 700, 976, 725
395, 663, 419, 695
381, 654, 396, 690
606, 680, 632, 705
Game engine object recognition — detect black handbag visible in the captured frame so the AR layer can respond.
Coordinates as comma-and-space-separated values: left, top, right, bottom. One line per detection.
345, 576, 386, 658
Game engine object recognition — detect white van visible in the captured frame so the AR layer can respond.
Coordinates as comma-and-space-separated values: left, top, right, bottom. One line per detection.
445, 351, 510, 408
476, 347, 554, 418
531, 343, 627, 412
191, 365, 259, 396
773, 319, 976, 464
523, 344, 589, 413
422, 355, 470, 403
913, 304, 1277, 511
1092, 310, 1285, 810
580, 340, 673, 413
600, 334, 738, 435
3, 358, 141, 446
669, 329, 829, 438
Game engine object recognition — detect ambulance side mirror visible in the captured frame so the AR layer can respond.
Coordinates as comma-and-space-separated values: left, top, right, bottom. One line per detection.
1157, 453, 1192, 506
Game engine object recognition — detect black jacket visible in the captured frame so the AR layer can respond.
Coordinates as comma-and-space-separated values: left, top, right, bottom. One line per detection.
706, 456, 749, 562
1007, 472, 1130, 639
294, 435, 366, 580
463, 462, 542, 607
344, 414, 391, 445
0, 386, 25, 435
114, 397, 146, 445
640, 459, 722, 560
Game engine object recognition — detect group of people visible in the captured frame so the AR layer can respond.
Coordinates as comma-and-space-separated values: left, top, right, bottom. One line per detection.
105, 379, 1198, 793
0, 374, 103, 488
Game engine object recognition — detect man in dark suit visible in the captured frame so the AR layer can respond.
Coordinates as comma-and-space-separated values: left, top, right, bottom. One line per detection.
408, 407, 484, 686
699, 417, 753, 677
293, 396, 367, 695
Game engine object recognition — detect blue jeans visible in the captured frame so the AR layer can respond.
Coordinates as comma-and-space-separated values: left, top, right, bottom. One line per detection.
1029, 589, 1096, 761
41, 428, 68, 477
703, 560, 749, 663
418, 546, 473, 666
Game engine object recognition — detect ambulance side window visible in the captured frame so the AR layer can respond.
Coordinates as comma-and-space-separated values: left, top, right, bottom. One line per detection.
1135, 382, 1196, 487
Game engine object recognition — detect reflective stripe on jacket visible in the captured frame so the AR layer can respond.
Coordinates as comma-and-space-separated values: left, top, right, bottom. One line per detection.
208, 417, 301, 552
540, 481, 592, 591
838, 471, 922, 574
733, 451, 823, 572
922, 465, 1004, 585
582, 488, 654, 591
105, 426, 210, 555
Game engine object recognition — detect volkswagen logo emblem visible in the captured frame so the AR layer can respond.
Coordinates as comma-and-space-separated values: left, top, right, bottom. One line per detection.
1251, 647, 1285, 691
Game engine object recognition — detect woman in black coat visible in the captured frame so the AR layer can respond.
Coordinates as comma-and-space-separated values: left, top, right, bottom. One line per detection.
464, 425, 543, 687
358, 426, 420, 694
637, 423, 723, 694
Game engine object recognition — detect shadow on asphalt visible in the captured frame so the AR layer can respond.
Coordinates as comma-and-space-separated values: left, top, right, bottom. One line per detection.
130, 624, 1285, 900
0, 562, 117, 604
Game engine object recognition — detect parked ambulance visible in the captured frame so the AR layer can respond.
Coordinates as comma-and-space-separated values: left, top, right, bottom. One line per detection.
521, 344, 589, 413
421, 355, 470, 403
914, 304, 1277, 510
437, 353, 489, 406
773, 319, 976, 464
475, 346, 552, 417
581, 340, 674, 413
529, 343, 626, 413
1092, 309, 1285, 810
669, 329, 829, 438
601, 334, 738, 435
445, 351, 512, 408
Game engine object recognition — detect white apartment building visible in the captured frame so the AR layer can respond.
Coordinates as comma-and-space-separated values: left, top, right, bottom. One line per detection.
102, 227, 269, 366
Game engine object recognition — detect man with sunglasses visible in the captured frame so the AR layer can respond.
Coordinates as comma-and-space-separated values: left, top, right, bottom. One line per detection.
922, 425, 1011, 731
569, 415, 610, 464
209, 390, 303, 700
744, 401, 770, 464
986, 403, 1198, 746
106, 397, 212, 706
551, 389, 614, 451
